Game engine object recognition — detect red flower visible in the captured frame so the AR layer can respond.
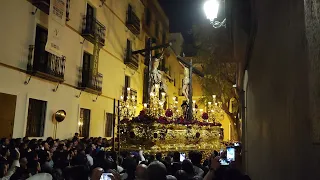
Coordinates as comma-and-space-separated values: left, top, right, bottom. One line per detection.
165, 109, 173, 117
202, 112, 209, 120
139, 110, 146, 117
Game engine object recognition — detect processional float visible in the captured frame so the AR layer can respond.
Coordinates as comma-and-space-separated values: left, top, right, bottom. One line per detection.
115, 38, 225, 154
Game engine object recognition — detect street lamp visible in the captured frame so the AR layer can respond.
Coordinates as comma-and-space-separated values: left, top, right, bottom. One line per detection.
204, 0, 226, 28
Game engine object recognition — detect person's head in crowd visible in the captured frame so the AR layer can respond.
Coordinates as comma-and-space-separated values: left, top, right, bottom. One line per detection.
20, 157, 28, 169
41, 141, 50, 151
173, 152, 180, 162
149, 155, 155, 162
147, 161, 167, 180
28, 160, 41, 175
156, 152, 162, 161
85, 146, 92, 156
181, 160, 194, 176
1, 138, 10, 147
74, 133, 79, 138
23, 136, 29, 142
27, 151, 39, 162
190, 151, 202, 166
164, 156, 171, 164
136, 164, 147, 180
0, 148, 10, 159
175, 170, 188, 180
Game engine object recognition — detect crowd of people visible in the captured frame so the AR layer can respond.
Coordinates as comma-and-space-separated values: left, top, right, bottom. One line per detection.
0, 133, 251, 180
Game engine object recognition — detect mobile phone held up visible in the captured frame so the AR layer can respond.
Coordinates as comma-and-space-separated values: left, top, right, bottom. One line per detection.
226, 147, 235, 162
180, 153, 186, 162
100, 173, 113, 180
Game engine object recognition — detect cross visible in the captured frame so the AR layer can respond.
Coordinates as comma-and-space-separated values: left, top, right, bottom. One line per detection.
132, 38, 171, 105
177, 56, 204, 121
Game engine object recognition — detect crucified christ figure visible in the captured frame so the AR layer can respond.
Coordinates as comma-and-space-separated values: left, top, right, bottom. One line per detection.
179, 62, 190, 101
150, 50, 165, 94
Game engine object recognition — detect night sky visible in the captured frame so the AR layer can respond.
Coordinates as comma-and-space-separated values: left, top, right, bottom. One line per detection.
158, 0, 206, 43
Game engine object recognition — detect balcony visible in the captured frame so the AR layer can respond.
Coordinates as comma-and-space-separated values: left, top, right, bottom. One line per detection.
126, 5, 141, 35
82, 15, 106, 46
28, 0, 70, 20
27, 45, 65, 83
28, 0, 50, 14
78, 70, 103, 95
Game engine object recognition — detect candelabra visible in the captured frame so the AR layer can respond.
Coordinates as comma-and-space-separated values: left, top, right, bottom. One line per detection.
119, 88, 137, 119
170, 97, 181, 119
147, 84, 166, 117
206, 95, 224, 123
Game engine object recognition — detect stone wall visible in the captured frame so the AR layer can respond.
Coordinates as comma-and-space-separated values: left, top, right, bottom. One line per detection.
240, 0, 320, 179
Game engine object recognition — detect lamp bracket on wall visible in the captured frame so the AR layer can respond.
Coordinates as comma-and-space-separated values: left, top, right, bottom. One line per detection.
93, 94, 100, 102
99, 0, 106, 7
76, 89, 83, 98
31, 8, 38, 15
24, 75, 33, 85
80, 38, 86, 44
52, 83, 61, 92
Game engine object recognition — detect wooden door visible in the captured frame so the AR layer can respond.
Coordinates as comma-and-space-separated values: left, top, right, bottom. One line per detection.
0, 93, 16, 138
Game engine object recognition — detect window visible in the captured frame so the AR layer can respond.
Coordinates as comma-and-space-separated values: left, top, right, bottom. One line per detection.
26, 99, 47, 137
145, 8, 151, 26
81, 52, 93, 87
105, 113, 114, 137
155, 22, 159, 38
86, 3, 95, 25
79, 108, 91, 137
34, 25, 49, 73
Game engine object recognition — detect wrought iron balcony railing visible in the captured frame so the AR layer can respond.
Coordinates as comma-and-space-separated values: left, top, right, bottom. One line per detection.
126, 5, 140, 35
28, 0, 70, 20
82, 15, 106, 46
27, 45, 66, 82
78, 69, 103, 94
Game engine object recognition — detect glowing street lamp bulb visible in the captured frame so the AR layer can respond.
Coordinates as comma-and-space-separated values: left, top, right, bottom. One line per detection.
120, 96, 124, 100
204, 0, 220, 21
127, 87, 131, 91
193, 100, 196, 104
143, 103, 147, 108
215, 103, 218, 106
208, 102, 212, 105
173, 97, 176, 101
212, 95, 216, 99
161, 92, 166, 96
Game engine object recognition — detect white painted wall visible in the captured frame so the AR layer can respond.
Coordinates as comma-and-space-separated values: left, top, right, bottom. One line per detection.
0, 0, 168, 139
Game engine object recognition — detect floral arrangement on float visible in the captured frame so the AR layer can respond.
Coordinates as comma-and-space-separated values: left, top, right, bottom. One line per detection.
120, 109, 222, 127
